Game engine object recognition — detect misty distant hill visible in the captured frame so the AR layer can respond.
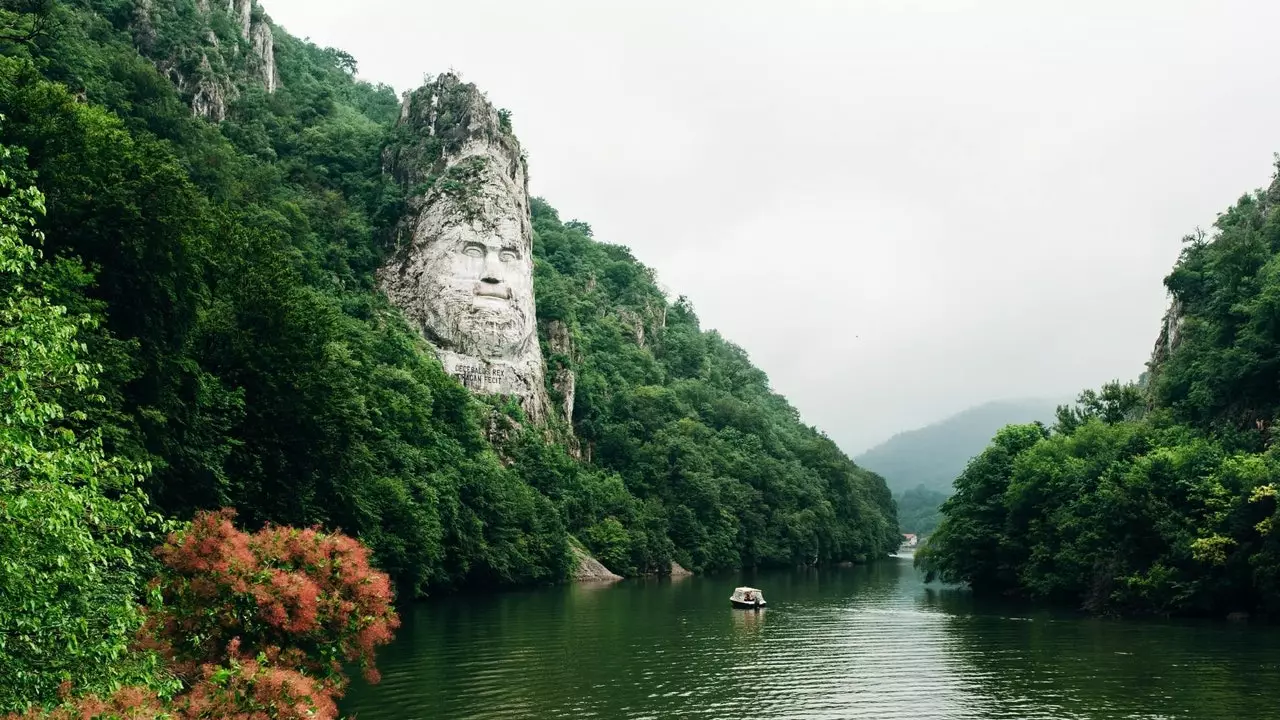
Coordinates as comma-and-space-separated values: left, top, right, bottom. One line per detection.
855, 398, 1068, 495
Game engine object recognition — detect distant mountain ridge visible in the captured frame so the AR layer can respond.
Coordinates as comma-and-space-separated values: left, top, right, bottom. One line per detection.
854, 398, 1069, 495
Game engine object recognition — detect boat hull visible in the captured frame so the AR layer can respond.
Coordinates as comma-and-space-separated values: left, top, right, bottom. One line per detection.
730, 599, 766, 610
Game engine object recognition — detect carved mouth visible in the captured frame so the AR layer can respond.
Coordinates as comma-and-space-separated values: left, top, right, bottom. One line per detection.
475, 284, 512, 300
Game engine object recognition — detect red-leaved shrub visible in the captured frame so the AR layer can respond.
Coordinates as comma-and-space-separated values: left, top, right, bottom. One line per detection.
1, 685, 167, 720
6, 507, 399, 712
175, 640, 338, 720
5, 510, 399, 719
141, 509, 400, 692
3, 651, 336, 720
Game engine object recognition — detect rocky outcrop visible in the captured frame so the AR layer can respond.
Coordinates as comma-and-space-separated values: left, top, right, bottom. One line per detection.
379, 74, 553, 425
1144, 295, 1185, 391
189, 55, 229, 122
131, 0, 279, 122
571, 545, 623, 583
545, 320, 576, 423
248, 20, 279, 93
131, 0, 157, 52
669, 561, 692, 577
617, 308, 646, 348
229, 0, 252, 40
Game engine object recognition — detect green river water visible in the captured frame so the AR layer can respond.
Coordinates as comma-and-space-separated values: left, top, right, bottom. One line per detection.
341, 554, 1280, 719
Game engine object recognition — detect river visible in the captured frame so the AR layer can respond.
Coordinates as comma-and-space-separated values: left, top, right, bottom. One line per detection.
341, 553, 1280, 719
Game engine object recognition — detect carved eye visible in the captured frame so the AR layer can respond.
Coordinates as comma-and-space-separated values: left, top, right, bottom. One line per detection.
499, 249, 520, 262
463, 244, 484, 258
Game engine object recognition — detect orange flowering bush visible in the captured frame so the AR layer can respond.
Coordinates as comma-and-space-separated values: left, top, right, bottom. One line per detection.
3, 653, 335, 720
143, 509, 400, 690
4, 510, 400, 720
3, 653, 335, 717
0, 684, 167, 720
175, 640, 338, 720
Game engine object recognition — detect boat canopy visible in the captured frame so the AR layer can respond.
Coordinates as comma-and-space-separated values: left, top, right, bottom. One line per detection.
732, 586, 764, 599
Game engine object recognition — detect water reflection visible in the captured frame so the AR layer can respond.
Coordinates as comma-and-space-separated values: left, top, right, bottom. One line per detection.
729, 607, 765, 634
342, 558, 1280, 720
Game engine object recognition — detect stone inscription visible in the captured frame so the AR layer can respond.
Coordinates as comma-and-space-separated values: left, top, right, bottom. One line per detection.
456, 364, 507, 384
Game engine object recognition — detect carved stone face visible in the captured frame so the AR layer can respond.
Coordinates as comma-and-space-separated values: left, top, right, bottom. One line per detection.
417, 201, 535, 360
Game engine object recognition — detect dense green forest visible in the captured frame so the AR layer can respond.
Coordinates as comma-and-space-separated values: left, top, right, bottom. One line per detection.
919, 172, 1280, 617
895, 485, 947, 535
0, 0, 900, 709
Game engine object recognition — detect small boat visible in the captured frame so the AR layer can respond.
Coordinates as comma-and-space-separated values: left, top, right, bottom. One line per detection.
730, 586, 766, 609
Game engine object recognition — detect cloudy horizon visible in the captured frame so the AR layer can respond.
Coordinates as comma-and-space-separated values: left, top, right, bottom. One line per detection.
259, 0, 1280, 455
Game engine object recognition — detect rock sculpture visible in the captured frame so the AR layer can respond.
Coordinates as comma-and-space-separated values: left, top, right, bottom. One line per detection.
380, 74, 553, 424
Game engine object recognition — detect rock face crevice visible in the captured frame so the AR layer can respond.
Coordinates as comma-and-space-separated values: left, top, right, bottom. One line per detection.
379, 74, 553, 425
132, 0, 280, 122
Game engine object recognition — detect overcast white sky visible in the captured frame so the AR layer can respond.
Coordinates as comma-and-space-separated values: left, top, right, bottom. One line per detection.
262, 0, 1280, 454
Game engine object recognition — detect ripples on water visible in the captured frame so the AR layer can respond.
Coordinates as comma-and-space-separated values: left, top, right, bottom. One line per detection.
342, 555, 1280, 720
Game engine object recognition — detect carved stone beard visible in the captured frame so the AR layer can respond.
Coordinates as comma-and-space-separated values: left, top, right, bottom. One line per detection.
410, 189, 538, 362
429, 282, 534, 359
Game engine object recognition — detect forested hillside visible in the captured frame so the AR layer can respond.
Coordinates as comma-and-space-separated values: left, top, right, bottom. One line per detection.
0, 0, 898, 664
920, 171, 1280, 617
855, 398, 1066, 495
856, 399, 1063, 536
529, 205, 899, 571
895, 485, 948, 535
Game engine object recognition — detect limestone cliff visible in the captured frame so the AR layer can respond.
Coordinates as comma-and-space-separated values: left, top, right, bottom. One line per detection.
545, 320, 576, 424
379, 74, 554, 425
132, 0, 280, 121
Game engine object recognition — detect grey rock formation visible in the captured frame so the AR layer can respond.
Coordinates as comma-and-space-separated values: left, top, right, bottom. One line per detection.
546, 320, 576, 423
570, 545, 623, 583
248, 20, 279, 93
1144, 295, 1185, 389
190, 55, 228, 122
380, 74, 553, 424
132, 0, 279, 121
131, 0, 156, 52
229, 0, 252, 40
